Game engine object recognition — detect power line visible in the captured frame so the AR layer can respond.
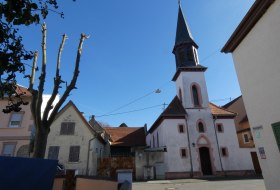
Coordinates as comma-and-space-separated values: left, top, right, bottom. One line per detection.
93, 96, 233, 118
95, 49, 225, 118
200, 49, 219, 63
210, 97, 232, 103
100, 81, 171, 115
96, 104, 163, 118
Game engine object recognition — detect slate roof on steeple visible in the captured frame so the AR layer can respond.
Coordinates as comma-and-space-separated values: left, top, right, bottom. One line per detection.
175, 5, 198, 48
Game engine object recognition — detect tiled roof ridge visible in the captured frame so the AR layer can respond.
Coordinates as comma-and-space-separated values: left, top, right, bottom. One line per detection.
209, 102, 237, 116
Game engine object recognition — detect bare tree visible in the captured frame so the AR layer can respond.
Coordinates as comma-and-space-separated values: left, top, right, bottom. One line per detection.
28, 24, 89, 158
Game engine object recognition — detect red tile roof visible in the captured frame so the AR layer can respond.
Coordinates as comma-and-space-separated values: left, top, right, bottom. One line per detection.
15, 85, 32, 97
209, 102, 236, 118
104, 127, 146, 147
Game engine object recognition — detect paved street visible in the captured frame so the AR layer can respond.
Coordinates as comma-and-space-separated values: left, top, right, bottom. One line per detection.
133, 177, 265, 190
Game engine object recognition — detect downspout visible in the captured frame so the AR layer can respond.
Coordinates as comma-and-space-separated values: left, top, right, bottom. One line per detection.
185, 115, 193, 178
86, 135, 96, 176
212, 116, 225, 176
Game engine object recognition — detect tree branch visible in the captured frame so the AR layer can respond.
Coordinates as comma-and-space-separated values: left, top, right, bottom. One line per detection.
36, 23, 47, 128
29, 51, 38, 91
42, 34, 67, 123
48, 33, 89, 125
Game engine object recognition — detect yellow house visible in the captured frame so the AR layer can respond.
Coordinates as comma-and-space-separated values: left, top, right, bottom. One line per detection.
223, 96, 262, 175
46, 101, 106, 176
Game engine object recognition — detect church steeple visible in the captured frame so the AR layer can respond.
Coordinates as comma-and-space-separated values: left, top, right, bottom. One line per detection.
173, 4, 200, 69
175, 4, 197, 48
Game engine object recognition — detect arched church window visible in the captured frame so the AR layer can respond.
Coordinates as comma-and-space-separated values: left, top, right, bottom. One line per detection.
179, 88, 182, 102
198, 122, 205, 133
192, 85, 200, 107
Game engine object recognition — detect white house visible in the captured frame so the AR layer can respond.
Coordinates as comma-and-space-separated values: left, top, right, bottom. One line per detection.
222, 0, 280, 189
46, 101, 106, 176
146, 4, 254, 179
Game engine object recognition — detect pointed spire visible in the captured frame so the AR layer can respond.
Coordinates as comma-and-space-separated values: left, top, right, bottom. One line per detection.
175, 4, 197, 47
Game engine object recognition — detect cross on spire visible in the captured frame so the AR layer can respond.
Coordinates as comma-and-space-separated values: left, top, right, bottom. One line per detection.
178, 0, 181, 5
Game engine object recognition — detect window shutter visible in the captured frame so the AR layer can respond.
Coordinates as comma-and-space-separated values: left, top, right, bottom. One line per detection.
60, 122, 75, 135
68, 122, 75, 135
60, 123, 67, 135
69, 146, 80, 162
272, 122, 280, 152
48, 146, 59, 160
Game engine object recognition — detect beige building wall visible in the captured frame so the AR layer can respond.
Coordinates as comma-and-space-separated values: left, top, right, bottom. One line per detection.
237, 122, 255, 148
46, 103, 103, 175
0, 89, 59, 158
0, 96, 33, 157
230, 1, 280, 189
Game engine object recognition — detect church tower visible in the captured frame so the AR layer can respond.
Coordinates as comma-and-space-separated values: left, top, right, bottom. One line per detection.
146, 3, 251, 179
172, 4, 210, 109
172, 4, 218, 176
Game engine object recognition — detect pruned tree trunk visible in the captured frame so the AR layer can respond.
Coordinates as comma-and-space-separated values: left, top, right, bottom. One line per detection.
33, 124, 49, 158
29, 23, 89, 158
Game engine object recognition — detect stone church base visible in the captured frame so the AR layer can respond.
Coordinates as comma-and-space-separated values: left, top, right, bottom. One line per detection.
165, 170, 256, 179
216, 170, 256, 176
165, 172, 201, 179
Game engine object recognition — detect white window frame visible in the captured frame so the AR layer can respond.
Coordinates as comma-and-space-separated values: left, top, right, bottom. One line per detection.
2, 142, 17, 156
9, 112, 24, 128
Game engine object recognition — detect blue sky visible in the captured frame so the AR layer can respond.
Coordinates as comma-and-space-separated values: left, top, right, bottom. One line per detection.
18, 0, 254, 128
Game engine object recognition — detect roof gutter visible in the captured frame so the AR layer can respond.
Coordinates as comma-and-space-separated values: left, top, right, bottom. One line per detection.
221, 0, 275, 53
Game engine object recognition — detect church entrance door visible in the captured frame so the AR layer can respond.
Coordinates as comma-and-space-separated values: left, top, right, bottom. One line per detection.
199, 147, 213, 175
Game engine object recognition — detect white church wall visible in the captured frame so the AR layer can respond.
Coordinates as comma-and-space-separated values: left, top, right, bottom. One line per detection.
162, 119, 191, 173
215, 119, 254, 171
176, 72, 210, 109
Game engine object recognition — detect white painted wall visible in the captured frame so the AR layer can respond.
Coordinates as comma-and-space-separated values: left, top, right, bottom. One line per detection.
176, 72, 210, 109
46, 104, 103, 175
215, 119, 254, 171
231, 1, 280, 189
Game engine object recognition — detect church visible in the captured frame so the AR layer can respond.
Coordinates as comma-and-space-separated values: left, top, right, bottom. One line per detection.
146, 4, 254, 179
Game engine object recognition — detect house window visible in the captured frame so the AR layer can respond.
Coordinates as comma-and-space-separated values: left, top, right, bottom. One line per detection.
48, 146, 60, 160
221, 147, 228, 157
153, 135, 155, 148
2, 143, 16, 156
243, 133, 250, 144
192, 85, 200, 107
272, 122, 280, 151
157, 132, 159, 147
180, 148, 187, 158
198, 122, 205, 133
178, 124, 185, 133
216, 124, 224, 133
9, 112, 24, 128
60, 122, 75, 135
69, 146, 80, 162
